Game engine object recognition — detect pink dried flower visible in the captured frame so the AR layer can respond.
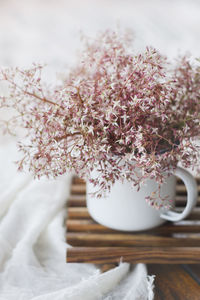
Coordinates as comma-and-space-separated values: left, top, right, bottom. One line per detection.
1, 30, 200, 208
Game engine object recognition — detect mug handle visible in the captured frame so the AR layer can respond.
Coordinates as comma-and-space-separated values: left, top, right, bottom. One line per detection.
160, 167, 198, 222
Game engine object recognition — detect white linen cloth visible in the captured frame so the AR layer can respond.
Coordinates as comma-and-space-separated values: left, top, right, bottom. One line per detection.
0, 134, 154, 299
1, 0, 200, 298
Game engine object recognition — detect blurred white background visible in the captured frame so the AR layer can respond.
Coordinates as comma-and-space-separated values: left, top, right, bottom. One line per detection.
0, 0, 200, 69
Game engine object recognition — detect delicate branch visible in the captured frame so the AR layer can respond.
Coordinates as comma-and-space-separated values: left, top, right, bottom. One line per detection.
76, 87, 84, 106
24, 90, 58, 107
54, 132, 81, 142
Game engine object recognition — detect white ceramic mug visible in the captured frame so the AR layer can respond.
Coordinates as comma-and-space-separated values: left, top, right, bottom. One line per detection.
86, 167, 198, 231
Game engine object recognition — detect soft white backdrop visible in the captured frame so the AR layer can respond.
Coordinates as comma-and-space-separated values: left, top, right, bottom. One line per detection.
0, 1, 200, 299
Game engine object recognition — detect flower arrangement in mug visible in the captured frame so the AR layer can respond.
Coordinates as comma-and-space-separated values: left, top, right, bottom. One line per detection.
0, 30, 200, 209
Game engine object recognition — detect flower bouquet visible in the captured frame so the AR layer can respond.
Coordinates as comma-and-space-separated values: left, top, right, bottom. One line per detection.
0, 30, 199, 230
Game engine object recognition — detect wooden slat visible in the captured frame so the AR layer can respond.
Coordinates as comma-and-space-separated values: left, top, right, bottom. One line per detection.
67, 219, 108, 232
67, 196, 86, 207
67, 247, 200, 264
68, 207, 90, 219
67, 232, 200, 247
100, 264, 118, 273
176, 184, 200, 195
175, 196, 200, 207
72, 177, 85, 184
66, 219, 200, 234
148, 265, 200, 300
71, 184, 86, 195
67, 207, 200, 220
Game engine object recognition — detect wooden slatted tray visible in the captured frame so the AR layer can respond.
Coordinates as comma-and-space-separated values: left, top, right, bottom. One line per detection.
66, 177, 200, 264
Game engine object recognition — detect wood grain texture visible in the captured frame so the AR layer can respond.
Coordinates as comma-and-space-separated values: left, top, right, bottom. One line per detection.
71, 184, 86, 195
66, 219, 200, 233
67, 207, 90, 219
148, 265, 200, 300
182, 264, 200, 285
67, 232, 200, 247
67, 196, 86, 207
66, 247, 200, 264
72, 177, 85, 184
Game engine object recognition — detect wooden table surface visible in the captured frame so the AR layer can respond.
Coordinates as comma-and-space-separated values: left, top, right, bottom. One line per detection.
148, 265, 200, 300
